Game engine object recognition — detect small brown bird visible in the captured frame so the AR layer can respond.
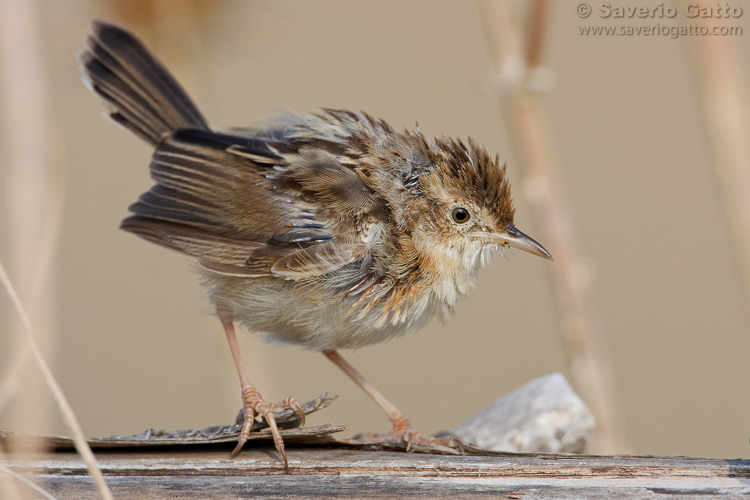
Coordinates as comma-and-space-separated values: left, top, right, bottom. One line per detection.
78, 20, 551, 470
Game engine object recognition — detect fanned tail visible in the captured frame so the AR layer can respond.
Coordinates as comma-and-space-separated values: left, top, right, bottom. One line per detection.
77, 20, 208, 145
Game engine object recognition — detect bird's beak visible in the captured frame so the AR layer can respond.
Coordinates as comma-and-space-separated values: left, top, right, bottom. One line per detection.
488, 224, 553, 260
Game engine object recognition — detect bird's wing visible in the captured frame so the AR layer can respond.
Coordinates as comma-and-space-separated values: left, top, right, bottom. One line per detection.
122, 128, 383, 279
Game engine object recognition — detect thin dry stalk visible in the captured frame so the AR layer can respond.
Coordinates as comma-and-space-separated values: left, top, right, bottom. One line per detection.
0, 350, 31, 421
0, 463, 57, 500
0, 261, 113, 500
0, 441, 23, 500
0, 0, 112, 497
0, 0, 51, 436
0, 134, 65, 419
684, 6, 750, 312
477, 0, 624, 453
525, 0, 549, 70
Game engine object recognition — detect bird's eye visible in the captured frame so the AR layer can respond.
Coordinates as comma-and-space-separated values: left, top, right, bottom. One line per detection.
451, 207, 471, 224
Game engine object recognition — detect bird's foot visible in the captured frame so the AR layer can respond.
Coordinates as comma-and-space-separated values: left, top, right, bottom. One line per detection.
352, 423, 464, 453
233, 386, 305, 471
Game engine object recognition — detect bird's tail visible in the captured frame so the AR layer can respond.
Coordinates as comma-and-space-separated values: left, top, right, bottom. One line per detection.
77, 20, 209, 145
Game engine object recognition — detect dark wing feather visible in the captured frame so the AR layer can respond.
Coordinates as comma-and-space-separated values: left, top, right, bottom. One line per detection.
125, 128, 381, 279
79, 22, 385, 281
77, 20, 208, 145
276, 148, 380, 215
120, 216, 264, 267
129, 128, 290, 239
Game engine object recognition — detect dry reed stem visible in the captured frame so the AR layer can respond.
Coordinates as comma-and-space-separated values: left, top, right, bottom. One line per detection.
0, 350, 31, 422
0, 441, 23, 500
0, 261, 114, 500
0, 0, 51, 441
525, 0, 549, 70
477, 0, 624, 453
0, 137, 64, 420
0, 0, 112, 497
684, 5, 750, 314
0, 462, 57, 500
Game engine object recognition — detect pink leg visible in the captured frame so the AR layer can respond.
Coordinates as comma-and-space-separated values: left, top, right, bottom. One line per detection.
220, 316, 304, 471
323, 349, 462, 451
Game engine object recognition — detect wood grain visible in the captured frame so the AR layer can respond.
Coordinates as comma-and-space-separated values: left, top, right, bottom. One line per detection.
4, 447, 749, 499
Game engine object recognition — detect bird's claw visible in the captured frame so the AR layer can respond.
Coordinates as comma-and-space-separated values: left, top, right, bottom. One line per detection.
352, 428, 464, 454
232, 389, 305, 472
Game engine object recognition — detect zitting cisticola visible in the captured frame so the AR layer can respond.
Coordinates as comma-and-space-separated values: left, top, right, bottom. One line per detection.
77, 20, 552, 471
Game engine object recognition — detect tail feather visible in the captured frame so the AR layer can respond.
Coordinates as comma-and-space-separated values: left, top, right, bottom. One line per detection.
77, 20, 208, 145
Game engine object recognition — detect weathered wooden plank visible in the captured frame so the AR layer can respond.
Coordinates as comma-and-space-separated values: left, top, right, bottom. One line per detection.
2, 381, 747, 498
4, 448, 749, 499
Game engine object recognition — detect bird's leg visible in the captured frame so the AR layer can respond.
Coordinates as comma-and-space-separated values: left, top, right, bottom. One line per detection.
220, 315, 305, 471
322, 349, 462, 452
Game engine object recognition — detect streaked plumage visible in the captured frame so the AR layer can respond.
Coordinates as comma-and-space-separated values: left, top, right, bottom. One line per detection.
78, 19, 551, 470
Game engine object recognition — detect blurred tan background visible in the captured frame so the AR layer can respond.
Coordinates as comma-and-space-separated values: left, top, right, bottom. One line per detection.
1, 0, 749, 460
